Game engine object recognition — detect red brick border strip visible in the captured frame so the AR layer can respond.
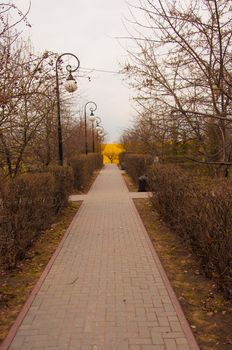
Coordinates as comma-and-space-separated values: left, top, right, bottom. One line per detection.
130, 198, 200, 350
0, 201, 85, 350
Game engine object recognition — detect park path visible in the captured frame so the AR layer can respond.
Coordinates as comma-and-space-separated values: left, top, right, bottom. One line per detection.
2, 164, 199, 350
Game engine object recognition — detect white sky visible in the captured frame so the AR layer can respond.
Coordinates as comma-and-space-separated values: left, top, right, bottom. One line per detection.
12, 0, 137, 142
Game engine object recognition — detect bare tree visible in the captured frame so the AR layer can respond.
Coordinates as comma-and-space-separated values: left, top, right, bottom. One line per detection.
0, 2, 97, 176
0, 34, 59, 175
122, 0, 232, 175
0, 1, 31, 37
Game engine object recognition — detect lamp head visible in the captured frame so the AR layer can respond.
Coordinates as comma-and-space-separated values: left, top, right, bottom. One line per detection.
89, 110, 96, 122
65, 72, 77, 93
98, 128, 104, 136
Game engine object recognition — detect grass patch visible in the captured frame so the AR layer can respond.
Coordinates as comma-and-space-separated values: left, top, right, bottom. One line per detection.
0, 201, 81, 344
134, 198, 232, 350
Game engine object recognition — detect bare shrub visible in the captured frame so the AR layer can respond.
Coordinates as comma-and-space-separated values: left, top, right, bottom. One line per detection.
0, 166, 74, 268
48, 165, 74, 213
69, 153, 103, 190
0, 173, 54, 267
124, 153, 153, 185
149, 164, 232, 299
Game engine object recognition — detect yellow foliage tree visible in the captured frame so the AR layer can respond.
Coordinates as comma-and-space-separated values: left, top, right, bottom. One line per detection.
101, 144, 125, 164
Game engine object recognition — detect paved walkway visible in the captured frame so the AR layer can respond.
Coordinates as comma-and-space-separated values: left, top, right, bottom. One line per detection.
2, 164, 199, 350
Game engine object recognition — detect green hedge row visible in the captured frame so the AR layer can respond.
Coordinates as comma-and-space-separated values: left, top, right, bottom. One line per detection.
0, 166, 73, 268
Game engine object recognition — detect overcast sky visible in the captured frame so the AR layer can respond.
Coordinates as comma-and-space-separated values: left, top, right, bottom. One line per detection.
13, 0, 137, 143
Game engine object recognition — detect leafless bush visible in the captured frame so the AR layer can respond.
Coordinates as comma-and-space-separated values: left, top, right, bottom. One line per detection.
48, 165, 74, 214
0, 166, 73, 268
124, 153, 153, 185
149, 164, 232, 299
69, 153, 103, 190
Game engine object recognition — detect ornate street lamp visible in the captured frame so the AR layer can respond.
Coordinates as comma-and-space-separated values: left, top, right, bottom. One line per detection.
89, 109, 96, 153
97, 126, 104, 154
56, 53, 80, 165
98, 129, 105, 137
84, 101, 97, 154
95, 116, 102, 131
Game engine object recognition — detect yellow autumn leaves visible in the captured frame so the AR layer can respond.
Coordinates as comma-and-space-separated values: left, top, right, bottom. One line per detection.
101, 144, 125, 164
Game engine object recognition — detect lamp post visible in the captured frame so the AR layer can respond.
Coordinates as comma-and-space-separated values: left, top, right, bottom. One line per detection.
55, 53, 80, 166
97, 125, 104, 154
84, 101, 97, 154
95, 117, 103, 152
95, 116, 102, 132
88, 109, 96, 153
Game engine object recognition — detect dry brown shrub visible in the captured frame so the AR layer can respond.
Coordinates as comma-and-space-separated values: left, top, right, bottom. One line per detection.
149, 164, 232, 299
0, 166, 74, 269
124, 153, 153, 185
48, 165, 74, 213
69, 153, 103, 190
0, 173, 54, 267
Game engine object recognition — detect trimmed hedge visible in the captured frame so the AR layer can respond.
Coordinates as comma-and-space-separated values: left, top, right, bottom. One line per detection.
148, 164, 232, 299
123, 153, 153, 185
69, 153, 103, 190
118, 151, 126, 169
0, 166, 73, 268
48, 165, 73, 213
122, 153, 232, 298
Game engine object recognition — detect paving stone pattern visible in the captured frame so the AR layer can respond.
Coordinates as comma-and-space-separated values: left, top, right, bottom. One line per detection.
7, 165, 199, 350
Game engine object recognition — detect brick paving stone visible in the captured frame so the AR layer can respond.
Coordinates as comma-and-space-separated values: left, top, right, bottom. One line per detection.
3, 164, 199, 350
